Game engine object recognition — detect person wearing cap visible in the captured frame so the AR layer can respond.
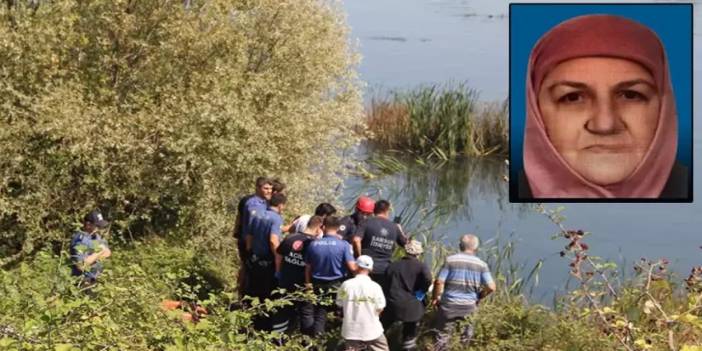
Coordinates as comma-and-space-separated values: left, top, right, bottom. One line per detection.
303, 215, 357, 337
432, 234, 496, 350
336, 255, 389, 351
270, 215, 324, 335
338, 196, 375, 243
69, 210, 111, 284
383, 240, 432, 351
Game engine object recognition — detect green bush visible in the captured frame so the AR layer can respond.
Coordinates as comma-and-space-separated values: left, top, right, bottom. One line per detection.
0, 240, 325, 350
0, 0, 362, 264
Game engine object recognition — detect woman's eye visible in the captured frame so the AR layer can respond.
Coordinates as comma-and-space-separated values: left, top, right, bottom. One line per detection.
619, 90, 648, 101
557, 92, 584, 104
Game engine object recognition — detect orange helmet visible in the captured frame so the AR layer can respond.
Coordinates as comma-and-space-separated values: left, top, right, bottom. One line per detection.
356, 196, 375, 214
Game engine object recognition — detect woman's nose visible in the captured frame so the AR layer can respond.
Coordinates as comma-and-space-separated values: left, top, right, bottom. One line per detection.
585, 98, 624, 135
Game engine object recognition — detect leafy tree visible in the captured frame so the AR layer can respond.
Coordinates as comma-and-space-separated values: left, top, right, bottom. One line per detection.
0, 0, 362, 264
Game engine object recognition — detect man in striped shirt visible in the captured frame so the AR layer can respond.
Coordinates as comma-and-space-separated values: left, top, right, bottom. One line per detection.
431, 234, 496, 350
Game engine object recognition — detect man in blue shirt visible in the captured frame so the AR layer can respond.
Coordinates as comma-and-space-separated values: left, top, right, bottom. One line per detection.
303, 216, 358, 337
70, 210, 111, 285
244, 192, 286, 331
431, 234, 496, 350
233, 177, 273, 295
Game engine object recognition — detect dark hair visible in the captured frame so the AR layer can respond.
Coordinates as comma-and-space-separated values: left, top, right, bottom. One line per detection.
323, 215, 341, 230
314, 203, 337, 217
307, 215, 324, 230
255, 176, 273, 188
270, 193, 287, 207
272, 178, 286, 193
373, 199, 391, 215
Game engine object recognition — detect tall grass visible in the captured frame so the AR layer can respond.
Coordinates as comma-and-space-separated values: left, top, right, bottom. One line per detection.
366, 83, 508, 158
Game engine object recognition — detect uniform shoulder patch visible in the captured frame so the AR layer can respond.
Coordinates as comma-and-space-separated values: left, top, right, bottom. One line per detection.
292, 240, 303, 251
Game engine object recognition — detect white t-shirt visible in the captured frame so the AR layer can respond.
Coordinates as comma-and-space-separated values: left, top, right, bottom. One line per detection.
336, 274, 386, 341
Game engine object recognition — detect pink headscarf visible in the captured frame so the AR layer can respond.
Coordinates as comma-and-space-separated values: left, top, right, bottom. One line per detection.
523, 15, 677, 198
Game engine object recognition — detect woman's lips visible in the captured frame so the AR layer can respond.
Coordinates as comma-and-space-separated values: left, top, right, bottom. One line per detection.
584, 144, 632, 153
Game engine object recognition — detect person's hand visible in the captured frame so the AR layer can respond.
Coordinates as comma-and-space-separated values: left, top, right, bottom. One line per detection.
305, 282, 313, 291
431, 296, 441, 307
99, 245, 111, 259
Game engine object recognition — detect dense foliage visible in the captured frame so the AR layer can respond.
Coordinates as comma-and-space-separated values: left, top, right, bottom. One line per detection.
0, 0, 362, 264
0, 240, 325, 350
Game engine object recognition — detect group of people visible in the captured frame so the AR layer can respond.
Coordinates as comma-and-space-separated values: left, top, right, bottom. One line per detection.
233, 177, 497, 350
67, 176, 496, 350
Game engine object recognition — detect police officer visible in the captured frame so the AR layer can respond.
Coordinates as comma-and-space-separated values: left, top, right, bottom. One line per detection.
70, 210, 111, 286
304, 216, 357, 336
245, 193, 286, 330
233, 177, 273, 295
271, 215, 324, 334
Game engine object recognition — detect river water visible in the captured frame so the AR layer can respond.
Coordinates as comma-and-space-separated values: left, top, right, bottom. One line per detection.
342, 0, 702, 301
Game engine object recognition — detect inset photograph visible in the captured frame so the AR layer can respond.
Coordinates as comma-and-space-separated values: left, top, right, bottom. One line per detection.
509, 4, 692, 201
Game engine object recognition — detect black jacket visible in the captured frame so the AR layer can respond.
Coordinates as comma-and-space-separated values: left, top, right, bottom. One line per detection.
518, 161, 689, 200
384, 256, 432, 322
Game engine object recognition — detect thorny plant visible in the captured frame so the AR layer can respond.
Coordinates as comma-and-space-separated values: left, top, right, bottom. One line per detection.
537, 204, 702, 351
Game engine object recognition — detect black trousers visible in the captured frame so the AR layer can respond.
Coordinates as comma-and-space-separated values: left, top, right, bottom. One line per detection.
370, 272, 394, 329
300, 278, 343, 337
400, 321, 420, 350
244, 258, 276, 331
271, 286, 315, 335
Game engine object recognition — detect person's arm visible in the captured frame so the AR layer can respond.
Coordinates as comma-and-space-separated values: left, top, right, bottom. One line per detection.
351, 224, 366, 258
351, 236, 362, 258
432, 280, 444, 306
274, 252, 283, 274
397, 223, 408, 241
305, 264, 313, 287
233, 215, 242, 239
80, 251, 105, 268
98, 244, 111, 259
344, 244, 358, 274
269, 234, 280, 258
269, 216, 283, 269
282, 216, 301, 234
335, 283, 346, 308
420, 263, 433, 292
432, 264, 449, 306
245, 234, 253, 252
375, 284, 386, 315
478, 268, 496, 301
396, 226, 408, 246
345, 260, 358, 275
71, 238, 109, 272
97, 239, 111, 259
233, 197, 248, 238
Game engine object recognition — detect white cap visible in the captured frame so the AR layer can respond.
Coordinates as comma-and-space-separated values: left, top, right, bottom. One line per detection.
356, 255, 374, 271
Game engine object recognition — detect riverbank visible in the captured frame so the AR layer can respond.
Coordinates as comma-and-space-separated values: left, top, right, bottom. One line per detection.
3, 218, 701, 350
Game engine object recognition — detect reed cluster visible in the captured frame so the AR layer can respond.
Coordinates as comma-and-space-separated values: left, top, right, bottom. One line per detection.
365, 83, 508, 158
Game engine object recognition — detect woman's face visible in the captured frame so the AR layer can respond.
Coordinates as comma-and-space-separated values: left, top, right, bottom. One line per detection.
538, 57, 661, 186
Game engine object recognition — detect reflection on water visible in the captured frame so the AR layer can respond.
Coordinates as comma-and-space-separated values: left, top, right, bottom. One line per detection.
345, 153, 529, 232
